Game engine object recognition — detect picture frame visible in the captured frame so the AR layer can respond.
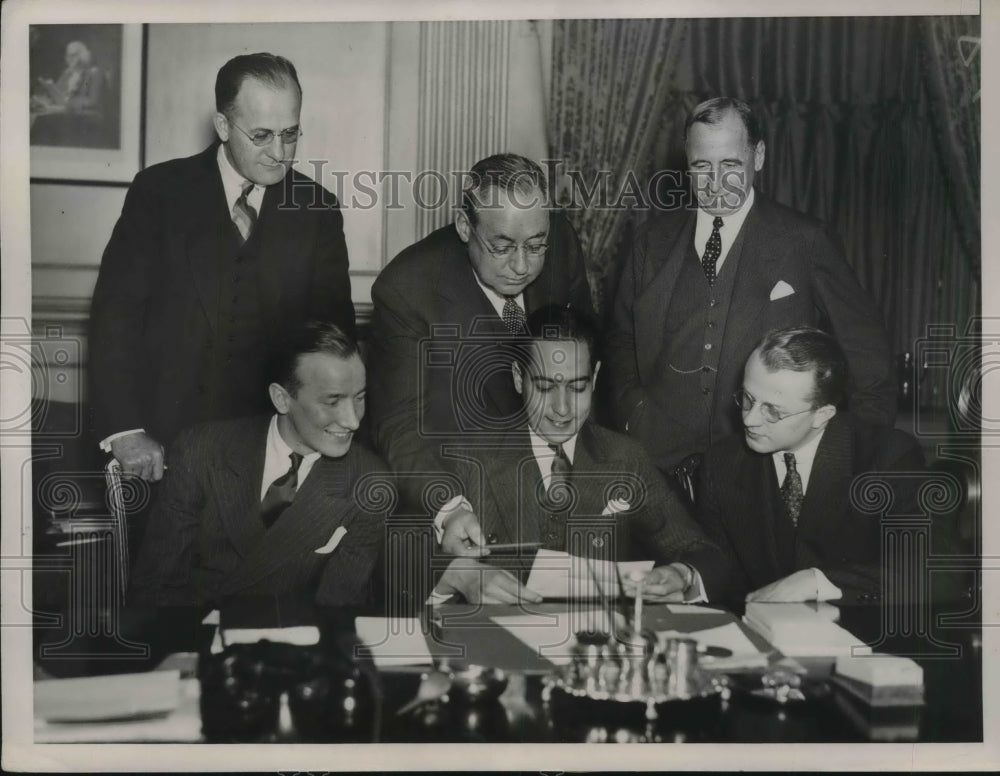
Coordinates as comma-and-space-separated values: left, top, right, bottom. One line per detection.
29, 23, 144, 184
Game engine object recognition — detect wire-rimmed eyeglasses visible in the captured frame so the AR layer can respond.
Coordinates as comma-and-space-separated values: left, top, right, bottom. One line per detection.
469, 225, 548, 262
733, 388, 814, 424
227, 117, 302, 147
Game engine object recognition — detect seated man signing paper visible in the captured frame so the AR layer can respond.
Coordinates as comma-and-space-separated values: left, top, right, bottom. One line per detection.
128, 321, 388, 611
434, 305, 728, 604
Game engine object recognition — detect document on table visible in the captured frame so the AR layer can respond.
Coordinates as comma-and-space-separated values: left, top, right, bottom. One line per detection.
744, 602, 871, 658
524, 549, 654, 600
355, 617, 434, 668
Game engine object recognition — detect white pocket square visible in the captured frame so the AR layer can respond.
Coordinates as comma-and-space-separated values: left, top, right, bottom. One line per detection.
769, 280, 795, 301
601, 499, 631, 517
314, 525, 347, 554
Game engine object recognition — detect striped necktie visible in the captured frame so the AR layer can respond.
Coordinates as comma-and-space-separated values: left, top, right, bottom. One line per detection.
232, 181, 258, 243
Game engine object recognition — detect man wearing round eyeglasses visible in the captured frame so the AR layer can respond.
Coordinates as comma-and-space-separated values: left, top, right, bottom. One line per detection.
367, 154, 592, 568
90, 53, 354, 483
697, 326, 925, 606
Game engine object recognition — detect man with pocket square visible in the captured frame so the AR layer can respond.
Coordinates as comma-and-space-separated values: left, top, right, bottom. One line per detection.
604, 97, 895, 478
128, 322, 388, 611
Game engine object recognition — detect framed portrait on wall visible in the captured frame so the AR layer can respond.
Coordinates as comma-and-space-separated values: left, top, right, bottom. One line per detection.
29, 23, 144, 183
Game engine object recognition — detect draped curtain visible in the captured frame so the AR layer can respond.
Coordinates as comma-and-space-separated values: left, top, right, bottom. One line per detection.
548, 16, 980, 408
548, 19, 688, 312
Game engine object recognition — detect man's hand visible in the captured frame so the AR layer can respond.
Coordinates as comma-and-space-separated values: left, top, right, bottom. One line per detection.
621, 563, 688, 602
110, 432, 165, 482
436, 559, 542, 604
745, 569, 819, 603
440, 505, 487, 557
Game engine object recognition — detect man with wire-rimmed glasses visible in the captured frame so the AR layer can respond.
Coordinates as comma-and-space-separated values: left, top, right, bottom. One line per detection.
367, 153, 592, 566
697, 326, 924, 607
90, 52, 355, 484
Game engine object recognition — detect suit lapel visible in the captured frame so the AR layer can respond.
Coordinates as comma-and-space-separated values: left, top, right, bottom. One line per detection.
223, 454, 356, 593
214, 418, 269, 558
254, 174, 311, 320
182, 146, 236, 335
633, 212, 696, 380
798, 417, 851, 541
718, 197, 781, 373
733, 447, 784, 583
479, 434, 543, 545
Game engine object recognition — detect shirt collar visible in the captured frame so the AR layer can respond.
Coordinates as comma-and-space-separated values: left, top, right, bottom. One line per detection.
772, 424, 826, 485
471, 265, 524, 320
216, 143, 262, 212
696, 185, 755, 234
267, 414, 322, 469
527, 425, 578, 464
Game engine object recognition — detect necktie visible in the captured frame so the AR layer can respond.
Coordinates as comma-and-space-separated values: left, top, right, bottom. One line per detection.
261, 451, 303, 529
544, 443, 573, 546
232, 181, 258, 243
780, 452, 804, 528
502, 296, 527, 335
701, 216, 724, 284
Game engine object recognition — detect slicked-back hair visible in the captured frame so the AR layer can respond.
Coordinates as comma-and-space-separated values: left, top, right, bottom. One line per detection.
271, 321, 360, 397
215, 53, 301, 115
461, 153, 548, 225
514, 304, 602, 372
754, 326, 847, 409
684, 97, 764, 148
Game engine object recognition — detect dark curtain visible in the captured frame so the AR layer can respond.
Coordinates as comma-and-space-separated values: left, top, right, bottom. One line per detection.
548, 19, 688, 313
549, 16, 980, 409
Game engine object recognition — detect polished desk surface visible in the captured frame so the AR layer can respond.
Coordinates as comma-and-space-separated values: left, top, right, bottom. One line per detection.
33, 599, 982, 744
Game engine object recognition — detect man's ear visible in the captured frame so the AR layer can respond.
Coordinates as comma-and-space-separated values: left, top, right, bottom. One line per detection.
269, 382, 291, 414
213, 112, 230, 143
592, 360, 602, 390
812, 403, 836, 429
511, 360, 523, 395
454, 209, 472, 244
753, 140, 766, 172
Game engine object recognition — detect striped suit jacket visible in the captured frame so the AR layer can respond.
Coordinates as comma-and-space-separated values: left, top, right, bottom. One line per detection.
128, 415, 389, 609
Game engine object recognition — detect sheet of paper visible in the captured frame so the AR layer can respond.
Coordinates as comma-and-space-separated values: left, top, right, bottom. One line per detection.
524, 549, 654, 600
354, 617, 433, 668
222, 625, 320, 646
664, 603, 725, 615
34, 670, 182, 723
201, 609, 220, 626
744, 602, 870, 658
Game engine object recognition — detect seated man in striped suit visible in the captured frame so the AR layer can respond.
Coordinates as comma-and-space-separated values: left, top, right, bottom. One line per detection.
128, 321, 388, 612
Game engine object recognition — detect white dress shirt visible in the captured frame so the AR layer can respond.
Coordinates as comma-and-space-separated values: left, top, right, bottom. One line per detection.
771, 426, 842, 601
694, 187, 755, 274
261, 414, 321, 500
472, 271, 525, 320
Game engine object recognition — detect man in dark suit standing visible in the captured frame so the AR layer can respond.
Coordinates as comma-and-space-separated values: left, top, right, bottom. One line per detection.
128, 322, 386, 611
604, 97, 895, 477
435, 305, 727, 604
90, 53, 354, 483
698, 327, 924, 607
367, 154, 592, 556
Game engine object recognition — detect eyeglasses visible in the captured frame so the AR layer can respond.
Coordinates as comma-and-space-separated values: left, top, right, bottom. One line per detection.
227, 117, 302, 147
469, 225, 548, 262
733, 388, 814, 424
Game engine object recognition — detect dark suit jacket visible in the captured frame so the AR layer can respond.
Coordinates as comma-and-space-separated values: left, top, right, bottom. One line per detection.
604, 194, 896, 473
89, 144, 355, 447
698, 413, 925, 606
367, 213, 593, 504
128, 416, 388, 609
451, 421, 728, 598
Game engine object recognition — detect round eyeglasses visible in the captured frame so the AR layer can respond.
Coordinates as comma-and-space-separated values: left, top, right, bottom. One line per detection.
469, 225, 548, 261
733, 388, 813, 424
228, 117, 302, 147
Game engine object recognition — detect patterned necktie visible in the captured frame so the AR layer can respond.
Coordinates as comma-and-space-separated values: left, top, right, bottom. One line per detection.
261, 451, 303, 529
232, 181, 258, 243
543, 443, 573, 546
502, 296, 527, 334
780, 452, 804, 528
701, 216, 724, 284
